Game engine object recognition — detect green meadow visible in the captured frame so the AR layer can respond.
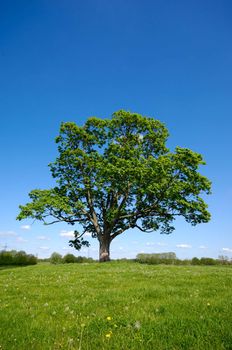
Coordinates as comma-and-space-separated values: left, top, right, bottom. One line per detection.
0, 262, 231, 350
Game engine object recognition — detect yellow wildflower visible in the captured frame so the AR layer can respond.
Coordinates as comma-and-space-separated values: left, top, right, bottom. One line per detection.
105, 331, 112, 338
106, 316, 112, 321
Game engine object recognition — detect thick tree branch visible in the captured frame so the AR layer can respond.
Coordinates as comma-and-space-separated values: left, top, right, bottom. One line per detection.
85, 184, 102, 236
111, 184, 130, 227
110, 225, 131, 241
133, 224, 154, 233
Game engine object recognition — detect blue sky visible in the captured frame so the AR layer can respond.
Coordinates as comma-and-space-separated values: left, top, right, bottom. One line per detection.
0, 0, 231, 259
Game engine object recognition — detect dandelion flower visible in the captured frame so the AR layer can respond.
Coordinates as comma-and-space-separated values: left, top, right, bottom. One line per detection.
134, 321, 141, 330
105, 331, 112, 338
106, 316, 112, 321
67, 338, 74, 345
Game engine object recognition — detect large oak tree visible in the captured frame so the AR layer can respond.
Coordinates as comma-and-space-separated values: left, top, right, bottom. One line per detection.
17, 111, 211, 261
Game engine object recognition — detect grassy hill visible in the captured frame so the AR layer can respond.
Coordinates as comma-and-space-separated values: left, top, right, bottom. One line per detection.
0, 262, 231, 349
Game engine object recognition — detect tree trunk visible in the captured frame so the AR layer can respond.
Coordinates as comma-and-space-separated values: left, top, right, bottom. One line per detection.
99, 238, 111, 262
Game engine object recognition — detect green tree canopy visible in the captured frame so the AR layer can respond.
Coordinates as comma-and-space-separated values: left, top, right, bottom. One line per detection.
17, 110, 211, 261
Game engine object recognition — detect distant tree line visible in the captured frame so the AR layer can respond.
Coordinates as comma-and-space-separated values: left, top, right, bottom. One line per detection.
0, 250, 37, 266
136, 253, 232, 266
1, 250, 230, 267
49, 252, 94, 264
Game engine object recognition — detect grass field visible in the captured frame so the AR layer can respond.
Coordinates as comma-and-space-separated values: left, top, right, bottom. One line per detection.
0, 262, 232, 350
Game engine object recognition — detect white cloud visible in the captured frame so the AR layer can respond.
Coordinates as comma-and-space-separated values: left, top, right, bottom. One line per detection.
84, 232, 91, 237
0, 231, 17, 237
60, 230, 75, 238
39, 246, 50, 250
222, 248, 232, 253
146, 242, 155, 246
37, 235, 50, 240
199, 245, 207, 249
16, 237, 28, 243
176, 244, 192, 249
90, 247, 98, 252
20, 225, 31, 230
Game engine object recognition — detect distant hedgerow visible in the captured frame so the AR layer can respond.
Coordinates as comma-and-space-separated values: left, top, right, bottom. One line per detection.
136, 252, 178, 265
49, 252, 94, 264
0, 250, 37, 266
63, 253, 77, 263
136, 253, 232, 266
50, 252, 63, 264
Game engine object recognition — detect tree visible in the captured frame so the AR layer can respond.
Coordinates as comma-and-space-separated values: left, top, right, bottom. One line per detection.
17, 110, 211, 262
50, 252, 63, 264
63, 253, 77, 263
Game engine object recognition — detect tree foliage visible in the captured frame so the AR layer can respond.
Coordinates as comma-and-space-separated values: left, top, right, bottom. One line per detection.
17, 110, 211, 261
0, 250, 37, 266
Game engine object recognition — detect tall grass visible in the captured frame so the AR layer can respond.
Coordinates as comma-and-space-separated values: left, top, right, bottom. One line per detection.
0, 262, 231, 349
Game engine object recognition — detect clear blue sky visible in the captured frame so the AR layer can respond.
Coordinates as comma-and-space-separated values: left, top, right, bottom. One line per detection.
0, 0, 231, 259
